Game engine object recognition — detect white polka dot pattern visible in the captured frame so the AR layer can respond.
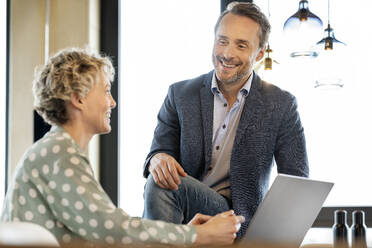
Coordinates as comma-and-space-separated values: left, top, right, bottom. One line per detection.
122, 236, 132, 244
104, 220, 114, 229
89, 219, 98, 228
47, 195, 55, 204
156, 221, 165, 228
25, 211, 34, 220
88, 203, 97, 212
168, 232, 177, 241
62, 183, 71, 192
139, 231, 149, 241
62, 234, 71, 243
42, 164, 50, 174
48, 181, 56, 189
29, 153, 36, 162
40, 148, 47, 157
81, 175, 90, 183
45, 220, 54, 229
76, 186, 85, 194
38, 204, 46, 214
74, 201, 83, 210
67, 147, 76, 154
92, 232, 99, 239
92, 193, 102, 200
18, 196, 26, 205
62, 212, 70, 220
131, 219, 140, 228
52, 145, 60, 154
75, 215, 84, 224
31, 169, 39, 178
191, 233, 197, 243
105, 236, 115, 244
148, 227, 157, 236
2, 127, 197, 246
64, 168, 74, 177
78, 228, 87, 236
28, 188, 37, 198
61, 198, 69, 206
70, 156, 79, 165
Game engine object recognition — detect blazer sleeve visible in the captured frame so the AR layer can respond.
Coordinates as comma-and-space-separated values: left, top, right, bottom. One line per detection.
274, 95, 309, 177
143, 85, 181, 178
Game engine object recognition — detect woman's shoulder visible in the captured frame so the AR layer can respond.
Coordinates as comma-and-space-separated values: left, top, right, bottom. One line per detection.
21, 127, 83, 169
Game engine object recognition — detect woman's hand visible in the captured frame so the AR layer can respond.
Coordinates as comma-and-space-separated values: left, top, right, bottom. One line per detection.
190, 210, 245, 246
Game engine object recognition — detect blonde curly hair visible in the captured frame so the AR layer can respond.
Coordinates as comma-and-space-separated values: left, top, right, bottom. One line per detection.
33, 48, 114, 125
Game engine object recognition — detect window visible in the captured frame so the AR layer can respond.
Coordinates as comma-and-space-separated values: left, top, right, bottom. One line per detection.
254, 0, 372, 207
120, 0, 372, 218
120, 0, 219, 216
0, 1, 8, 207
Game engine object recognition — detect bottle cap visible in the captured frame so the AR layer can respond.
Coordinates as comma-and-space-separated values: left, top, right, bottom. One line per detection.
352, 210, 365, 225
334, 210, 347, 224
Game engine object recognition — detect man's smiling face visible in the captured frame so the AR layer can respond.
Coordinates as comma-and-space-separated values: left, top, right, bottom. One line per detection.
212, 13, 264, 86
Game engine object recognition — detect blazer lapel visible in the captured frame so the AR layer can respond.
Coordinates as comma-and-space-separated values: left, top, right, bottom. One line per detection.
234, 72, 264, 146
200, 71, 214, 170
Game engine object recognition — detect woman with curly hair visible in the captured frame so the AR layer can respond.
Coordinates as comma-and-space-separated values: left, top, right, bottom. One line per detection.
0, 48, 244, 246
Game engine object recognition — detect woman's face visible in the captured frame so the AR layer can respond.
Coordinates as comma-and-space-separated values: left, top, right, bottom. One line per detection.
81, 71, 116, 135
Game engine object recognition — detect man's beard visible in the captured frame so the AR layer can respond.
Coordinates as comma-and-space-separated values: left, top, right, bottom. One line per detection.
214, 55, 250, 86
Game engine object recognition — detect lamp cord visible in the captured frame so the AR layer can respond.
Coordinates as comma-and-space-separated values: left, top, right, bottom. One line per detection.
328, 0, 330, 25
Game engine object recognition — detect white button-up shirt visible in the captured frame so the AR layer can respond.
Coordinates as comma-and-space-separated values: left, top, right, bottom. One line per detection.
202, 72, 252, 200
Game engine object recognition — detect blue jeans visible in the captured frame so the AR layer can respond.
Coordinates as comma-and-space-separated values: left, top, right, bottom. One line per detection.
143, 175, 230, 224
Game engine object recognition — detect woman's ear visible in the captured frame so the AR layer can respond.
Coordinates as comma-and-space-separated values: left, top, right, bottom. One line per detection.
70, 93, 84, 111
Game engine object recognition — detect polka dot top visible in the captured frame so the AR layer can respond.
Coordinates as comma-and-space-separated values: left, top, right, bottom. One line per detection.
0, 126, 197, 246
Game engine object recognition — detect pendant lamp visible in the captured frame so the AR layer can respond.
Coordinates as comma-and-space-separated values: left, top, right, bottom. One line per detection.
255, 0, 279, 72
283, 0, 323, 58
315, 0, 346, 88
264, 44, 279, 70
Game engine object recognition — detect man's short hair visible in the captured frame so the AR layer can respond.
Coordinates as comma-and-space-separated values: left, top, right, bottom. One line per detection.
214, 2, 271, 49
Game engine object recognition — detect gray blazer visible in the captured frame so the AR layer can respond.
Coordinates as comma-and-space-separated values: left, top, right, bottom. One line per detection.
143, 70, 309, 237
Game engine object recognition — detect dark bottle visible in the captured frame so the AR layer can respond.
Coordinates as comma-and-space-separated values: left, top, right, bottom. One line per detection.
351, 210, 367, 248
333, 210, 349, 248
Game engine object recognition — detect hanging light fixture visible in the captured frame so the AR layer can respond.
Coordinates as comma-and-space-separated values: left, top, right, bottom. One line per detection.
263, 44, 279, 70
254, 0, 279, 75
314, 0, 346, 88
283, 0, 323, 58
263, 1, 278, 71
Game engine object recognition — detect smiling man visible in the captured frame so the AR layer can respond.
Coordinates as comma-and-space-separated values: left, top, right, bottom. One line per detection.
142, 2, 309, 238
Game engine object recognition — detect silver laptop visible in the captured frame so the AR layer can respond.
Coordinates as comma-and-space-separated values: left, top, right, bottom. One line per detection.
240, 173, 333, 248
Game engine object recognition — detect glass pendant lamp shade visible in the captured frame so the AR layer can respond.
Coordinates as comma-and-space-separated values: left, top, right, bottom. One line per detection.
316, 24, 346, 50
314, 28, 347, 89
314, 0, 347, 89
283, 0, 323, 32
283, 0, 323, 58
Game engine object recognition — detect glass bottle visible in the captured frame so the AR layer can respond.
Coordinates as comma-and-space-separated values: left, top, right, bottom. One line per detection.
351, 210, 367, 248
333, 210, 349, 248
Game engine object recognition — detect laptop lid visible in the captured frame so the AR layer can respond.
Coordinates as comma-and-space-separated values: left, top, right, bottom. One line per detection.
240, 173, 333, 248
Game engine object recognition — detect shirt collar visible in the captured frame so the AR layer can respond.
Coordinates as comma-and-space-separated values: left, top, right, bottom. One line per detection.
211, 71, 253, 97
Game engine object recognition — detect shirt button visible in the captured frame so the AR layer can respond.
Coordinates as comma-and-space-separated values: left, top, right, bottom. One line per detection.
224, 103, 227, 107
222, 124, 226, 129
216, 146, 220, 150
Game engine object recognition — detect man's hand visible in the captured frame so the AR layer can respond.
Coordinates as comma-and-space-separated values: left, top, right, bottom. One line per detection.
149, 153, 187, 190
191, 210, 245, 246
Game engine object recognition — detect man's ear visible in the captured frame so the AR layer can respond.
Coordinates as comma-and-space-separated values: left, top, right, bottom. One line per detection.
255, 47, 265, 62
70, 93, 84, 111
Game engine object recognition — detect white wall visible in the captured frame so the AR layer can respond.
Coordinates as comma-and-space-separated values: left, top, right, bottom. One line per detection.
7, 0, 101, 190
